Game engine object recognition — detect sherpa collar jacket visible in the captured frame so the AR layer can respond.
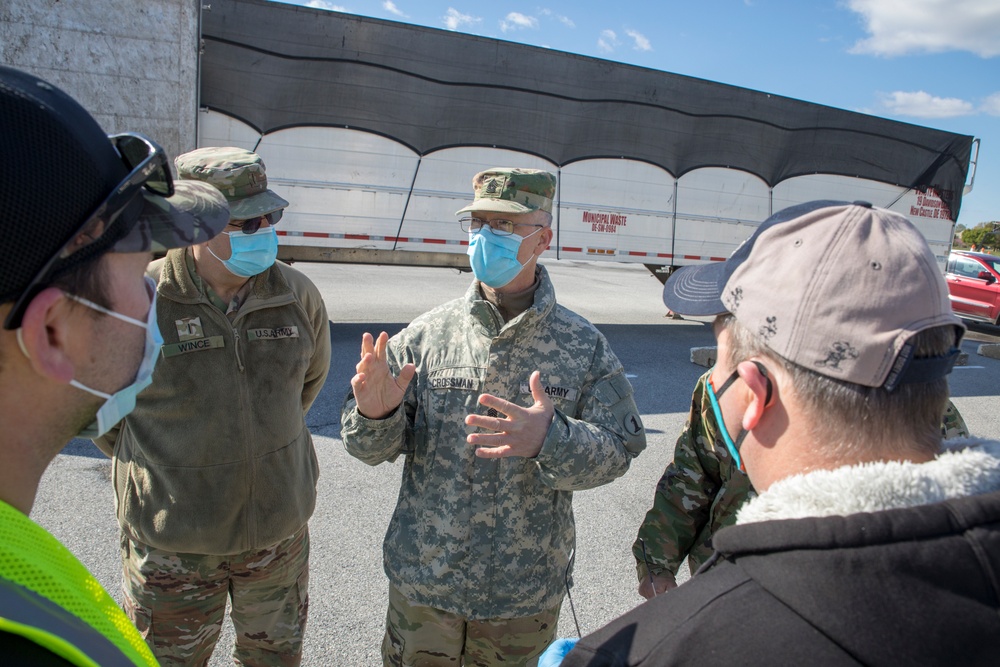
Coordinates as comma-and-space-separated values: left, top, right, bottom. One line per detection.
94, 249, 331, 555
563, 438, 1000, 666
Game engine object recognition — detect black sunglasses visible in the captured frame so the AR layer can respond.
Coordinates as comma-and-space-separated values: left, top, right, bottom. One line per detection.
230, 209, 283, 234
3, 133, 173, 330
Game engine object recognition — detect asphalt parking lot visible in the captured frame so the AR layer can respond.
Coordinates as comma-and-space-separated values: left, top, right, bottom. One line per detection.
32, 260, 1000, 666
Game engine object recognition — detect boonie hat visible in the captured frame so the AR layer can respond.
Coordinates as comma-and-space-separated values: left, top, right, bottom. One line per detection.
456, 168, 557, 216
0, 65, 229, 329
175, 147, 289, 221
663, 200, 965, 390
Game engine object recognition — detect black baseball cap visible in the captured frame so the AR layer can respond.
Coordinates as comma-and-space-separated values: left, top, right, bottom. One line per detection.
0, 65, 230, 329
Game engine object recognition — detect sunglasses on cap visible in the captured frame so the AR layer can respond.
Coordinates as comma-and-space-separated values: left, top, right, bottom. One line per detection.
3, 133, 173, 330
229, 209, 283, 234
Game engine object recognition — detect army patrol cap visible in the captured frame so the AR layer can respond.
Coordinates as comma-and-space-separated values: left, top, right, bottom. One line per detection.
456, 168, 557, 216
0, 65, 229, 329
663, 200, 964, 391
176, 147, 289, 221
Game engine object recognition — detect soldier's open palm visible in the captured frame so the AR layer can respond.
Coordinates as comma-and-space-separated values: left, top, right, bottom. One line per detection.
351, 331, 415, 419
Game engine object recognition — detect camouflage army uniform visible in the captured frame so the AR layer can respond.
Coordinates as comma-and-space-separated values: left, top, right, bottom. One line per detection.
342, 265, 645, 662
633, 369, 971, 584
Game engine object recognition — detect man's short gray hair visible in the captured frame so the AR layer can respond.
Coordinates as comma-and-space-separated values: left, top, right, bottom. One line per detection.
720, 315, 951, 460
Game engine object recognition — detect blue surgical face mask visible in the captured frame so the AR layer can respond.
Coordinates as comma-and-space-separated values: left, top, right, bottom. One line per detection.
467, 226, 542, 288
209, 226, 278, 277
19, 276, 163, 439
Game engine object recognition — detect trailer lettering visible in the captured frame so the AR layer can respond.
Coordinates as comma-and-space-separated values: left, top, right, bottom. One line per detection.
582, 210, 628, 234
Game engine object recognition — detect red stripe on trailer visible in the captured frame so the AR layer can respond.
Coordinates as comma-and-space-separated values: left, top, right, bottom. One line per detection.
345, 234, 369, 240
562, 247, 583, 252
627, 251, 646, 257
424, 238, 446, 244
657, 253, 673, 258
709, 256, 726, 262
386, 236, 409, 242
303, 232, 329, 238
683, 254, 701, 260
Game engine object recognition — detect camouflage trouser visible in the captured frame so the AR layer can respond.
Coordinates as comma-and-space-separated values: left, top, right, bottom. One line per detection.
120, 526, 310, 667
381, 585, 560, 667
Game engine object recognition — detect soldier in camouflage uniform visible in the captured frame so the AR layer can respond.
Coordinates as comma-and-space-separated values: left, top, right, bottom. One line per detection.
633, 368, 970, 597
342, 168, 646, 666
94, 148, 331, 666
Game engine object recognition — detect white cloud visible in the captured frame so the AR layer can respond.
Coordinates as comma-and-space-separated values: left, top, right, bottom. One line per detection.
626, 29, 652, 52
878, 90, 975, 118
981, 92, 1000, 116
846, 0, 1000, 57
540, 8, 575, 28
597, 29, 619, 54
305, 1, 346, 10
500, 12, 539, 32
382, 1, 406, 17
443, 7, 480, 31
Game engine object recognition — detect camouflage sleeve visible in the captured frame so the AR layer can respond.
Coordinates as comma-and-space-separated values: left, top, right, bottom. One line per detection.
632, 371, 720, 580
340, 334, 413, 466
941, 399, 970, 439
534, 335, 646, 491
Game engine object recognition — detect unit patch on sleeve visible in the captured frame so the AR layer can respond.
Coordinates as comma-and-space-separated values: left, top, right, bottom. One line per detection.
246, 326, 299, 341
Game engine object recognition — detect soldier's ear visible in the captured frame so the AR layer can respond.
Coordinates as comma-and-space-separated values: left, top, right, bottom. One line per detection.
16, 287, 79, 383
737, 360, 773, 430
535, 225, 554, 256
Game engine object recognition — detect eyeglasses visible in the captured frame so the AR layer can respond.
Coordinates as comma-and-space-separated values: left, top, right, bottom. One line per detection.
459, 217, 544, 237
230, 209, 283, 234
4, 133, 173, 330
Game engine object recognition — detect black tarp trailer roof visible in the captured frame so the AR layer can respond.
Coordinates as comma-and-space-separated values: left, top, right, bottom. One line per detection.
198, 0, 976, 270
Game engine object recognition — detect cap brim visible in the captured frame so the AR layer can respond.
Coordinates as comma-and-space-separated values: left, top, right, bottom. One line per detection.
455, 200, 536, 216
662, 262, 730, 317
112, 181, 230, 253
228, 189, 289, 220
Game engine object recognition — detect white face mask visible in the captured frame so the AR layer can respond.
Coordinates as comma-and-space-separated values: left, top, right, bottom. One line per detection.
18, 276, 164, 438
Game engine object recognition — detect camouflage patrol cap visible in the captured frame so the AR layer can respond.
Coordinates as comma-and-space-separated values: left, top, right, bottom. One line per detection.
175, 147, 289, 221
0, 65, 229, 328
455, 168, 557, 216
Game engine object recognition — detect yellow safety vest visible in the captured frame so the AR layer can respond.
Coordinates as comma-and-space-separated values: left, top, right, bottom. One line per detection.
0, 500, 158, 666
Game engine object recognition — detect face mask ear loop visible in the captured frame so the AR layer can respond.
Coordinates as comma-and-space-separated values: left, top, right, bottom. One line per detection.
15, 328, 30, 360
751, 360, 773, 406
706, 375, 743, 471
732, 429, 748, 473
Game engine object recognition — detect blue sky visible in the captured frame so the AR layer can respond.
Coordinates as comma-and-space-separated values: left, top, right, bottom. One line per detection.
273, 0, 1000, 227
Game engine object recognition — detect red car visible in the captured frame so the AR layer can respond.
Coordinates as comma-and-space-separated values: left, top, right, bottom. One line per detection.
945, 251, 1000, 325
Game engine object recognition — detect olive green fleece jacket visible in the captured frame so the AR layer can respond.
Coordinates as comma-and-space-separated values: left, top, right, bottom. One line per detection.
94, 249, 331, 555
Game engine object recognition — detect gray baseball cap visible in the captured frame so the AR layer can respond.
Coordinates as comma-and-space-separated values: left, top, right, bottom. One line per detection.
663, 200, 965, 390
